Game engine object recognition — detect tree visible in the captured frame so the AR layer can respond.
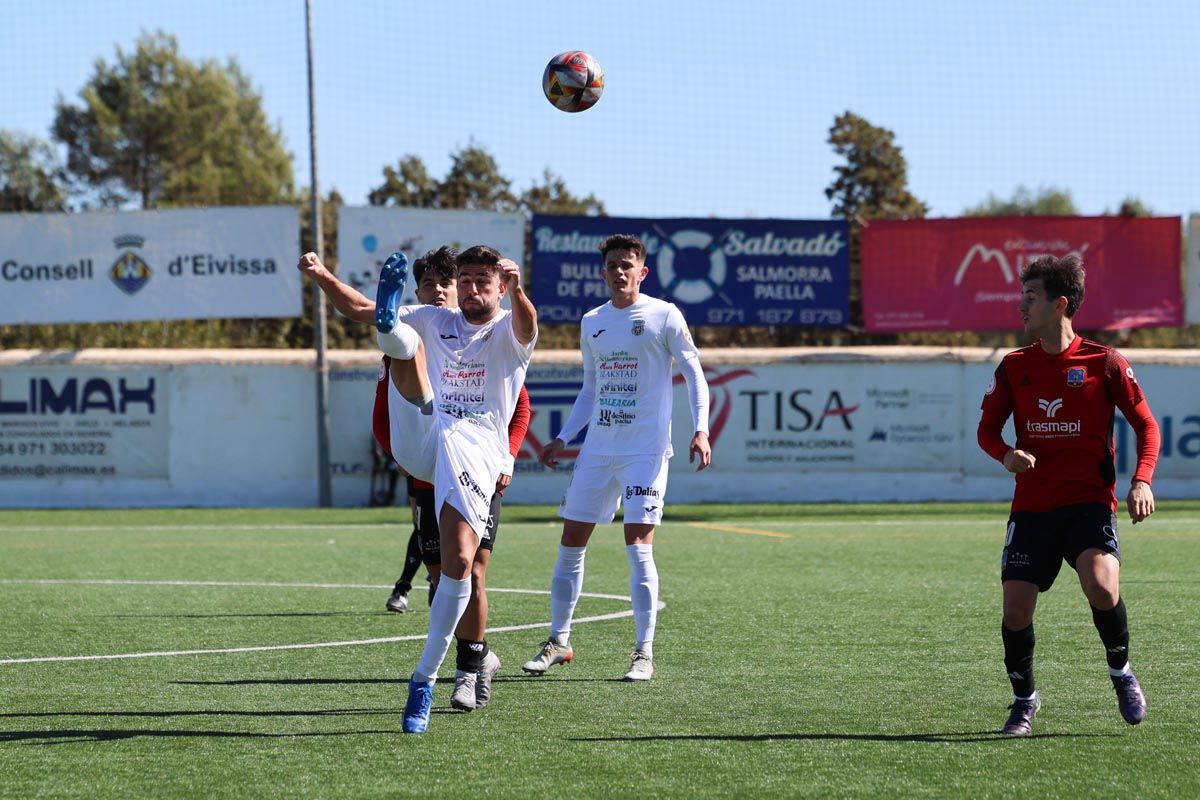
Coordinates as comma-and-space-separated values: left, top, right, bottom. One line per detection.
963, 186, 1077, 216
825, 111, 927, 220
368, 145, 517, 210
439, 144, 517, 211
369, 144, 602, 215
368, 155, 437, 208
1114, 196, 1153, 217
520, 169, 605, 215
52, 30, 293, 209
0, 131, 68, 212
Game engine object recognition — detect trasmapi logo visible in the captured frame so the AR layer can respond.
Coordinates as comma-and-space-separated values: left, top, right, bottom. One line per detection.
1037, 397, 1063, 418
1027, 397, 1080, 435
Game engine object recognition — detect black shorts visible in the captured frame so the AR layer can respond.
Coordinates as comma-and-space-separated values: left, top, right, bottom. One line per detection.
1001, 502, 1120, 592
413, 486, 501, 567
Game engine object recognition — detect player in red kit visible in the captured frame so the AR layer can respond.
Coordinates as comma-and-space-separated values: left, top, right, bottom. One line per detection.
978, 254, 1159, 736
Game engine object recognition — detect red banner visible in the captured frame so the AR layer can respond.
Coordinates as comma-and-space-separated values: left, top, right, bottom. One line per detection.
861, 216, 1181, 332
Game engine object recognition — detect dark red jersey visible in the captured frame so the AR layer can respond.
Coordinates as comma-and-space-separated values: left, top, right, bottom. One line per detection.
372, 356, 532, 494
978, 337, 1159, 513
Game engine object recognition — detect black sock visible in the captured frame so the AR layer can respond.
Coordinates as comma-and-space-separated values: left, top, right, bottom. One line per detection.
396, 530, 422, 593
455, 639, 488, 672
1001, 623, 1036, 697
1091, 597, 1130, 671
427, 579, 436, 607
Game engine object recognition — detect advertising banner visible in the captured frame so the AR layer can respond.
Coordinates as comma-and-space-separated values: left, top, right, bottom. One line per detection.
0, 207, 300, 324
862, 216, 1181, 332
531, 215, 850, 326
0, 366, 168, 480
337, 207, 525, 310
514, 361, 963, 480
1188, 215, 1200, 326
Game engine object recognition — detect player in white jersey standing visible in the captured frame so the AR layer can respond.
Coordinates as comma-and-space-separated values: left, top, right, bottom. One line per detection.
522, 233, 711, 681
372, 244, 537, 734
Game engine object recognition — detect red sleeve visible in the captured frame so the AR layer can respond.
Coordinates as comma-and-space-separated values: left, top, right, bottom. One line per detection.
977, 363, 1014, 464
508, 384, 532, 458
1108, 352, 1159, 485
371, 356, 392, 457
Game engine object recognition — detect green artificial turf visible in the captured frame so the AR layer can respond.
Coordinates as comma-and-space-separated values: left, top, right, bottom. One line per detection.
1, 503, 1198, 798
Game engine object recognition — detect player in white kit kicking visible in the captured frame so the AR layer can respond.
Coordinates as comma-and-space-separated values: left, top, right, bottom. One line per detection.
522, 233, 711, 681
372, 245, 537, 734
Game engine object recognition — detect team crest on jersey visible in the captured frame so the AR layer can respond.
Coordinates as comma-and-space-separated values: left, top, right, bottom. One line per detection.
1066, 367, 1086, 387
631, 320, 645, 336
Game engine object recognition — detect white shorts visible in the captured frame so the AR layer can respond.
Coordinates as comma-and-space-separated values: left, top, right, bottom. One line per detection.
559, 451, 670, 526
433, 423, 504, 541
387, 374, 504, 540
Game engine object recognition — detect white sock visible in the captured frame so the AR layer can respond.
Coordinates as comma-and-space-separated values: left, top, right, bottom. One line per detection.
1109, 662, 1133, 677
376, 321, 420, 360
626, 543, 658, 654
413, 574, 471, 682
549, 545, 586, 644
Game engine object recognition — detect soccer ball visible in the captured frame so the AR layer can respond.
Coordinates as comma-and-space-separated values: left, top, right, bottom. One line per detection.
542, 51, 604, 112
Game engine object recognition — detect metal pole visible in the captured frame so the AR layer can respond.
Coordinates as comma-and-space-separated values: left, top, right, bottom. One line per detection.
306, 0, 332, 507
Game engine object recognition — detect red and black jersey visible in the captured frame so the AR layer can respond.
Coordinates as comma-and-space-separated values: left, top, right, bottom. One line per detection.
372, 356, 533, 494
978, 337, 1159, 513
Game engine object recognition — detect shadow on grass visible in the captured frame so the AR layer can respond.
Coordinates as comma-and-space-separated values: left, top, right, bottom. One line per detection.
111, 618, 398, 623
570, 731, 1118, 744
0, 708, 393, 720
0, 728, 400, 745
173, 678, 401, 686
171, 676, 627, 686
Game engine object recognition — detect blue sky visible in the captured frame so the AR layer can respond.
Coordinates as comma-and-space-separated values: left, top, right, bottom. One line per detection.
5, 0, 1198, 219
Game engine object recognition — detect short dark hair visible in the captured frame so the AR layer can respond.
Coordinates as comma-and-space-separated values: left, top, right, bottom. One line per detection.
456, 245, 503, 275
1019, 254, 1086, 317
412, 246, 457, 284
599, 234, 646, 261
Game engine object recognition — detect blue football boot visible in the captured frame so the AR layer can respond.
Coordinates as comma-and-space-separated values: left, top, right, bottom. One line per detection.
374, 251, 410, 334
402, 675, 435, 734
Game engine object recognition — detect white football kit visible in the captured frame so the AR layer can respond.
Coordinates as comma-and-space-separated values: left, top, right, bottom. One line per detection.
556, 295, 709, 524
385, 304, 534, 537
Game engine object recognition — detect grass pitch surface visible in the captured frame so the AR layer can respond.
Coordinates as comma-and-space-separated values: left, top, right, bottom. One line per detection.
1, 502, 1198, 798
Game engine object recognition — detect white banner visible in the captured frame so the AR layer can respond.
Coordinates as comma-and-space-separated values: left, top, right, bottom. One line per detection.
2, 349, 1197, 508
513, 362, 963, 480
0, 366, 168, 480
336, 207, 525, 308
0, 207, 301, 324
1188, 214, 1200, 325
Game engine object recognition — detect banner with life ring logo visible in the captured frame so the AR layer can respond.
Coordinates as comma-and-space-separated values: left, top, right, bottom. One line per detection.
530, 215, 850, 326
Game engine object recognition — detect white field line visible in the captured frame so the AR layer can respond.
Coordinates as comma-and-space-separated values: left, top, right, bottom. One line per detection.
2, 517, 1198, 533
0, 581, 661, 666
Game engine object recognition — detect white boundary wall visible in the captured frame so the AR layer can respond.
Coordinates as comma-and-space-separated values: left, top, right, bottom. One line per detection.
1, 347, 1197, 508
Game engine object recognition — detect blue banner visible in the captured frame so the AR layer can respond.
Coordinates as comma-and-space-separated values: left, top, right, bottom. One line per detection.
530, 215, 850, 326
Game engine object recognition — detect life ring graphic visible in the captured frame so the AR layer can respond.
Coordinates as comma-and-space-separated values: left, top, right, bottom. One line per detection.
657, 229, 727, 304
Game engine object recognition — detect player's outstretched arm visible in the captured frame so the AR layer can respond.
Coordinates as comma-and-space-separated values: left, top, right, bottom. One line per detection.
500, 258, 537, 346
1127, 480, 1155, 524
297, 252, 376, 325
